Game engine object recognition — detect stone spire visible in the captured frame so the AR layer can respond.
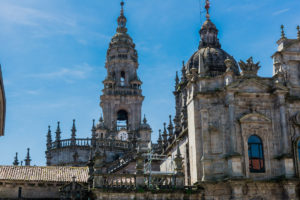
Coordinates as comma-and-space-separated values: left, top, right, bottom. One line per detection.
181, 61, 186, 83
162, 123, 168, 148
167, 115, 174, 142
297, 25, 300, 40
281, 25, 287, 40
71, 119, 76, 146
13, 152, 19, 166
55, 121, 61, 148
157, 129, 162, 148
143, 114, 147, 124
24, 148, 31, 166
174, 144, 183, 175
91, 119, 96, 147
175, 71, 179, 89
46, 126, 52, 150
117, 1, 127, 33
87, 148, 94, 183
199, 0, 220, 48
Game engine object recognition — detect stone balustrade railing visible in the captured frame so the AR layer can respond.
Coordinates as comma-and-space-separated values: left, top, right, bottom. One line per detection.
94, 173, 184, 190
103, 87, 142, 96
103, 174, 136, 189
50, 138, 132, 150
107, 152, 135, 173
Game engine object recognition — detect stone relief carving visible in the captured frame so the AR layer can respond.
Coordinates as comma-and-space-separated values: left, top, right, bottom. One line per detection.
292, 111, 300, 126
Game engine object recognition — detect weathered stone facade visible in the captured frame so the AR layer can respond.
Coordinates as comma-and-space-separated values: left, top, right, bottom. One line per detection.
156, 5, 300, 200
1, 1, 300, 200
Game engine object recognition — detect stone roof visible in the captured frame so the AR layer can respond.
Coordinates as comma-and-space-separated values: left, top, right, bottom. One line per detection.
0, 166, 89, 183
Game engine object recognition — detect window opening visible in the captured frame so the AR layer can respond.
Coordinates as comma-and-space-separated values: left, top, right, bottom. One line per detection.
120, 71, 125, 86
117, 110, 128, 130
248, 135, 265, 173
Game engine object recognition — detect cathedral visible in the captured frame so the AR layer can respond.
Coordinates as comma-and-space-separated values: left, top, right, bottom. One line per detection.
0, 1, 300, 199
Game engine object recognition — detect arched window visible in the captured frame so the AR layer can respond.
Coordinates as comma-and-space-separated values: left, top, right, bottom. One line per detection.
117, 110, 128, 130
120, 71, 125, 86
248, 135, 265, 173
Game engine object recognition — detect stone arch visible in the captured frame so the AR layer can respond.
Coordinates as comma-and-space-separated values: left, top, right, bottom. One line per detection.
239, 112, 271, 178
117, 109, 128, 130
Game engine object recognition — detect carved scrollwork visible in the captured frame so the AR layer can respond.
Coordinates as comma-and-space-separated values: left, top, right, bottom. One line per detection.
292, 112, 300, 126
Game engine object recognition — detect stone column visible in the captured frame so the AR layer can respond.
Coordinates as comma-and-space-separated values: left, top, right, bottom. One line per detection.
277, 93, 289, 154
226, 92, 243, 177
174, 145, 184, 189
226, 92, 237, 153
135, 149, 145, 188
283, 182, 297, 200
277, 92, 294, 178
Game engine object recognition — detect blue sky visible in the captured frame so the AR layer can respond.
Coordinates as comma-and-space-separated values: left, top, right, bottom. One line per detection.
0, 0, 299, 166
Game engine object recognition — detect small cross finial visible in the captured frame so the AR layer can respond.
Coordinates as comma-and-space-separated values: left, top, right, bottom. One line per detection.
297, 25, 300, 40
205, 0, 210, 19
281, 25, 286, 39
120, 1, 124, 15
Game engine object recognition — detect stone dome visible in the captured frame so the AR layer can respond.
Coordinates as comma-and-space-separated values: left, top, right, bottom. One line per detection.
186, 18, 239, 77
186, 47, 239, 77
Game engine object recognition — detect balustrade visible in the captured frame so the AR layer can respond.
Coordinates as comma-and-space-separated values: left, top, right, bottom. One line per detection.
50, 138, 132, 150
103, 174, 136, 189
95, 173, 182, 190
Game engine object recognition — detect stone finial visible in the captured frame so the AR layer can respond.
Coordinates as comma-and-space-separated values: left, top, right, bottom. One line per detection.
162, 123, 168, 147
46, 126, 52, 150
205, 0, 210, 19
135, 146, 144, 174
117, 0, 127, 33
225, 58, 234, 72
143, 114, 147, 124
55, 121, 61, 148
167, 115, 174, 140
91, 119, 96, 146
24, 148, 31, 166
239, 57, 261, 77
71, 119, 77, 141
99, 115, 104, 123
174, 145, 183, 175
175, 71, 179, 89
297, 25, 300, 40
157, 129, 162, 147
181, 61, 186, 82
13, 152, 19, 166
281, 25, 287, 40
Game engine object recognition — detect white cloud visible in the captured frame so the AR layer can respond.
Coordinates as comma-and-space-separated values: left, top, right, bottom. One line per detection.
0, 2, 76, 27
28, 63, 94, 82
272, 8, 290, 16
25, 90, 40, 95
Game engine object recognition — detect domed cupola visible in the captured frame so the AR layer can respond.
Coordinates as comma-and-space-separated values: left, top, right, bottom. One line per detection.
186, 0, 239, 77
106, 1, 138, 64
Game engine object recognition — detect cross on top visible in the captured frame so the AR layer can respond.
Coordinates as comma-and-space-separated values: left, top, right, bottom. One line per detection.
205, 0, 210, 19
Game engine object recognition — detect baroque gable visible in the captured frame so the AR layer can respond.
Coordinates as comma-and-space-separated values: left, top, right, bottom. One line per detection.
239, 112, 271, 124
227, 79, 270, 94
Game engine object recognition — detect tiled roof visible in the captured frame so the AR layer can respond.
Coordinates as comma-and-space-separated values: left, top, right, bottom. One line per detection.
0, 166, 89, 183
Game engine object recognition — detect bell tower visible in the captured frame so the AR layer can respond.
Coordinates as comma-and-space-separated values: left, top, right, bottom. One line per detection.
99, 1, 150, 145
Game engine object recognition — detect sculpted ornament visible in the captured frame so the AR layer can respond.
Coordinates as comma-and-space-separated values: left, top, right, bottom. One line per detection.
239, 57, 261, 77
292, 112, 300, 126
